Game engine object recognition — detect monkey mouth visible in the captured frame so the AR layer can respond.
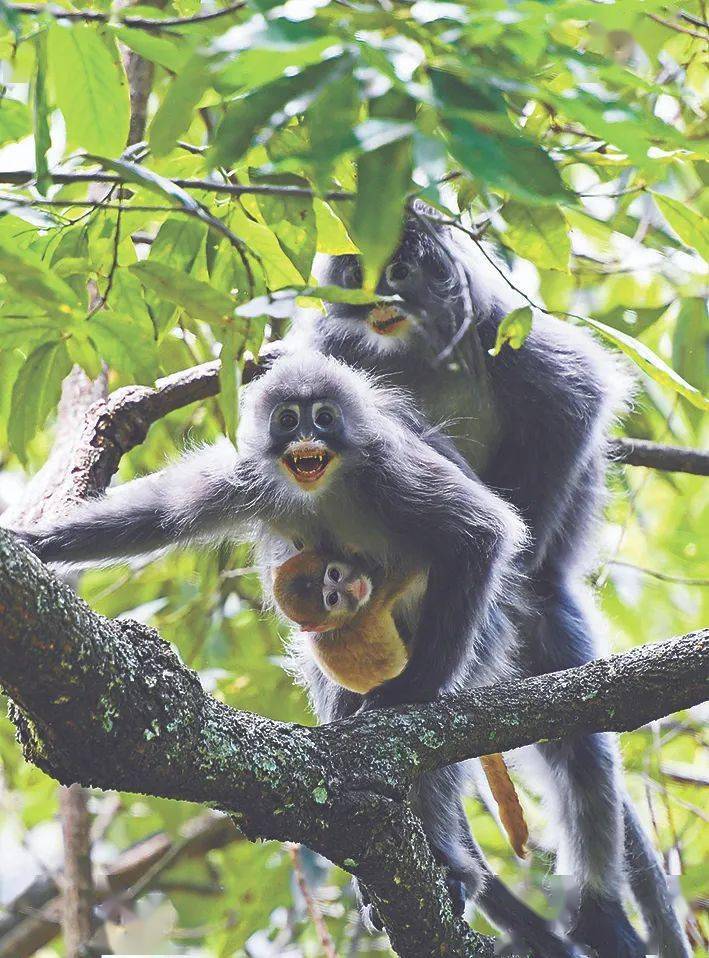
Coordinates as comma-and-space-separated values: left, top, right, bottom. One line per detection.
368, 304, 409, 336
282, 443, 333, 485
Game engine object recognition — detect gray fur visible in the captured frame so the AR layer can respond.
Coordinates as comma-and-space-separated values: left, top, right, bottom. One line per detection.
287, 205, 689, 957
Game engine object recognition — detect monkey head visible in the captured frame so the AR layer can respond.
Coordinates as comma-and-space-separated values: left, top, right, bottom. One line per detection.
272, 550, 372, 632
313, 203, 474, 362
238, 352, 392, 495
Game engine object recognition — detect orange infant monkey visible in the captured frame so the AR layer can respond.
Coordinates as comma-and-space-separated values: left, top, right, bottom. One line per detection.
273, 550, 528, 858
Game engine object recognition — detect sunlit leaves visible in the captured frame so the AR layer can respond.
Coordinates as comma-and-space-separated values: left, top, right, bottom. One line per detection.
89, 310, 159, 386
444, 120, 567, 204
501, 203, 570, 272
211, 56, 348, 169
0, 97, 30, 145
32, 31, 50, 195
652, 193, 709, 262
585, 317, 709, 412
130, 261, 234, 326
149, 55, 211, 157
489, 306, 533, 356
48, 24, 130, 156
8, 340, 72, 462
0, 237, 80, 313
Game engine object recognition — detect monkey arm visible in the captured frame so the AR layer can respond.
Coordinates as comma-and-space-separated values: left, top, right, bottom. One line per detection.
11, 441, 261, 566
361, 437, 528, 708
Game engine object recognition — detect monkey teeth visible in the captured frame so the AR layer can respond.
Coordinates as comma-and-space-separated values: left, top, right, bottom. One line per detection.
369, 305, 408, 336
283, 445, 332, 484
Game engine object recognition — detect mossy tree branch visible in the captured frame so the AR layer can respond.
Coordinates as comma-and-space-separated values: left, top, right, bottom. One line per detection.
0, 529, 706, 957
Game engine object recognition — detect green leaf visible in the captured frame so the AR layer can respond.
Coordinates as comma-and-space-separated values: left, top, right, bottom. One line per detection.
444, 119, 567, 204
88, 310, 158, 385
0, 97, 31, 145
0, 237, 80, 312
352, 135, 412, 289
652, 193, 709, 261
211, 56, 346, 168
254, 174, 316, 281
48, 23, 130, 155
489, 306, 533, 355
218, 327, 241, 445
0, 348, 24, 447
672, 298, 708, 429
112, 27, 189, 73
501, 202, 570, 272
129, 261, 234, 326
584, 317, 709, 412
0, 316, 65, 349
32, 32, 50, 195
8, 340, 72, 462
149, 55, 211, 157
314, 200, 357, 255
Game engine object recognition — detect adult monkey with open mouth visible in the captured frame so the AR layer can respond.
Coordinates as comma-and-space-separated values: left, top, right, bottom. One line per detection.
16, 351, 579, 951
286, 204, 690, 958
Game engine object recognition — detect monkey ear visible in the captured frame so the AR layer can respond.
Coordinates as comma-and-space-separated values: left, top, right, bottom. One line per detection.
242, 341, 287, 385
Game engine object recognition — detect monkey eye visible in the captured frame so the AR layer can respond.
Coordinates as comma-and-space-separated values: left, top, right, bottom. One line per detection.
325, 591, 340, 608
312, 402, 341, 433
272, 404, 300, 433
385, 260, 411, 286
327, 565, 341, 582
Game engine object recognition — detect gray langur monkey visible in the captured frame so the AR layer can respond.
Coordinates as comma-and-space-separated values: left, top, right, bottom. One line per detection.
284, 206, 691, 958
15, 352, 589, 955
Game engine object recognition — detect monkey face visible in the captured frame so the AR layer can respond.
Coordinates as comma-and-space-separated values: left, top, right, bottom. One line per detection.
268, 399, 345, 489
320, 560, 372, 625
273, 552, 372, 632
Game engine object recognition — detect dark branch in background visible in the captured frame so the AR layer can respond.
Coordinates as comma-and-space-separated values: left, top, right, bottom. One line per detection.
610, 437, 709, 476
0, 811, 238, 958
62, 358, 705, 482
8, 1, 247, 31
0, 530, 706, 957
0, 169, 353, 201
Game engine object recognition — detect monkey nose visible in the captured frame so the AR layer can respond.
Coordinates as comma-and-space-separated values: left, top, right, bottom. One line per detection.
346, 577, 370, 603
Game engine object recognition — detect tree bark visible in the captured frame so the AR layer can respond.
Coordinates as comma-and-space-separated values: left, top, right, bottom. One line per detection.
0, 529, 706, 957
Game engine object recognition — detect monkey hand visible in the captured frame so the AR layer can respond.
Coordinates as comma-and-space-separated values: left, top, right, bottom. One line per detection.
357, 676, 434, 713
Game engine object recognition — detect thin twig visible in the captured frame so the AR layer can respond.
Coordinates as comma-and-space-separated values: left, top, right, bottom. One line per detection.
606, 559, 709, 587
648, 12, 709, 38
9, 2, 247, 32
286, 844, 337, 958
0, 169, 353, 201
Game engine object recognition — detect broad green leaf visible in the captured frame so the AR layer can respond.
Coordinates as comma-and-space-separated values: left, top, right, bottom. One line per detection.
0, 316, 64, 349
0, 238, 80, 312
501, 202, 570, 272
130, 261, 234, 326
66, 330, 103, 380
352, 135, 412, 289
652, 193, 709, 261
149, 56, 211, 157
112, 27, 189, 73
254, 175, 316, 281
0, 97, 31, 145
211, 56, 346, 168
48, 23, 130, 155
88, 310, 158, 385
444, 119, 567, 204
218, 327, 241, 445
32, 32, 50, 195
85, 155, 246, 254
0, 348, 24, 446
489, 306, 533, 355
672, 298, 708, 429
8, 340, 72, 462
226, 205, 303, 290
584, 317, 709, 412
314, 200, 357, 255
236, 285, 395, 318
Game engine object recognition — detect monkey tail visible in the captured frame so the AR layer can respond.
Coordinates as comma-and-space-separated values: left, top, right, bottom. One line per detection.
480, 753, 529, 859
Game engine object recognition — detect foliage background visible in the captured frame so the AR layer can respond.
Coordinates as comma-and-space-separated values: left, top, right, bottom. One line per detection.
0, 0, 707, 954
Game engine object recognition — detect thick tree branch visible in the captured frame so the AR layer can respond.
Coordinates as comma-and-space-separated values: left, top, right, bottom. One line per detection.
0, 530, 706, 956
